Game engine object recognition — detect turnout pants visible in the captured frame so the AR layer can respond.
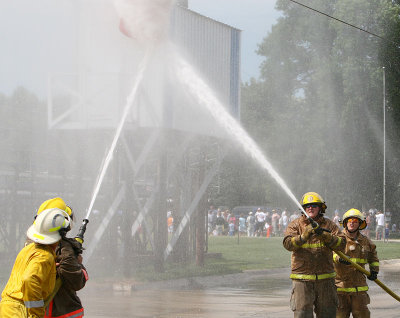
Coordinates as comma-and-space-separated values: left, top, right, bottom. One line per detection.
336, 292, 370, 318
290, 279, 337, 318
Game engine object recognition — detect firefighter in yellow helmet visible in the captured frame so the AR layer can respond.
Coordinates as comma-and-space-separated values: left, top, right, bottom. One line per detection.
283, 192, 346, 318
333, 208, 379, 318
0, 207, 70, 318
36, 197, 73, 223
42, 200, 88, 318
28, 198, 88, 318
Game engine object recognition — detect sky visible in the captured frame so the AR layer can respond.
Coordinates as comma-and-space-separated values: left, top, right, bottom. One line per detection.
0, 0, 281, 97
189, 0, 281, 82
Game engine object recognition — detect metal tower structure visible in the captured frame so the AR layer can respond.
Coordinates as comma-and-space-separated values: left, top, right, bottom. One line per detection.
0, 1, 241, 275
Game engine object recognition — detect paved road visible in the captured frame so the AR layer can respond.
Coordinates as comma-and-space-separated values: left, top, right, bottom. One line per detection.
81, 260, 400, 317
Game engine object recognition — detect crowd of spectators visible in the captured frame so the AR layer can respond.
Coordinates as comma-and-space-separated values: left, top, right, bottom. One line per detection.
207, 206, 301, 237
206, 206, 399, 240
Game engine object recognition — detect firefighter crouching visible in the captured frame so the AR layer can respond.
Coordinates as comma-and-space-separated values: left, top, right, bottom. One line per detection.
0, 208, 71, 318
333, 208, 379, 318
283, 192, 346, 318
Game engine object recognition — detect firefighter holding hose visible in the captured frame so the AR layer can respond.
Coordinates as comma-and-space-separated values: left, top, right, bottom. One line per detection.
27, 198, 89, 318
333, 208, 379, 318
283, 192, 346, 318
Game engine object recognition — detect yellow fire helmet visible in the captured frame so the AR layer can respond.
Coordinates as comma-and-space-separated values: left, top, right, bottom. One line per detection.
300, 192, 327, 213
342, 208, 367, 230
37, 197, 72, 216
38, 197, 67, 214
37, 197, 74, 229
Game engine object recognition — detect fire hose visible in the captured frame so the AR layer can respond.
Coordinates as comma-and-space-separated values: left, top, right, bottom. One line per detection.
300, 210, 400, 303
44, 219, 89, 308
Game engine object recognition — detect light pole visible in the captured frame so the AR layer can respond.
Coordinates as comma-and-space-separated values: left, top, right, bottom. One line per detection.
383, 67, 386, 215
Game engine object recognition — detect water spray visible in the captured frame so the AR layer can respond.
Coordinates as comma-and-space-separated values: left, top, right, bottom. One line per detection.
84, 49, 152, 222
174, 54, 305, 211
84, 0, 172, 220
173, 56, 400, 301
70, 0, 174, 265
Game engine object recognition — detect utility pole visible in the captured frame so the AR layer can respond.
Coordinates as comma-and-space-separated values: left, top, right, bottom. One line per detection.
383, 67, 386, 214
196, 145, 206, 266
154, 133, 168, 273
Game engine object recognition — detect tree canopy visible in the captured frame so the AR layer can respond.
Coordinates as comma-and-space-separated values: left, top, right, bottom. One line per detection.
217, 0, 400, 216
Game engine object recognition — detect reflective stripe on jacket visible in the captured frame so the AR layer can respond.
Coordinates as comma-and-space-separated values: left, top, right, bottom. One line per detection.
283, 214, 346, 281
1, 243, 57, 318
334, 230, 379, 291
337, 286, 369, 292
290, 272, 336, 280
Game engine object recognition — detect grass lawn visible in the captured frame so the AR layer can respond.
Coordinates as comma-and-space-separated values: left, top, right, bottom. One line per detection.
2, 236, 398, 285
207, 236, 291, 270
375, 240, 400, 259
133, 236, 400, 282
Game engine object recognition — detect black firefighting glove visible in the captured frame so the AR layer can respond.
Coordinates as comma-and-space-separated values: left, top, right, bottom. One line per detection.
338, 258, 351, 265
367, 270, 378, 281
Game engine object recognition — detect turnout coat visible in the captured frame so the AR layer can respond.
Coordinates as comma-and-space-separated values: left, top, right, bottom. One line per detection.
283, 214, 346, 281
45, 237, 88, 318
0, 243, 57, 318
333, 229, 379, 293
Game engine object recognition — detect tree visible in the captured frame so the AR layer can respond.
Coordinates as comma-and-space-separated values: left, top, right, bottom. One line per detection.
239, 0, 400, 213
378, 0, 400, 215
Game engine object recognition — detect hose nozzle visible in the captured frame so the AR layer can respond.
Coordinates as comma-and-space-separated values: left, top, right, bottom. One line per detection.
75, 219, 89, 244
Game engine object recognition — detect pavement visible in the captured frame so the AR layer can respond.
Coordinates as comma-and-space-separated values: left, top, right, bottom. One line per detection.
82, 260, 400, 317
